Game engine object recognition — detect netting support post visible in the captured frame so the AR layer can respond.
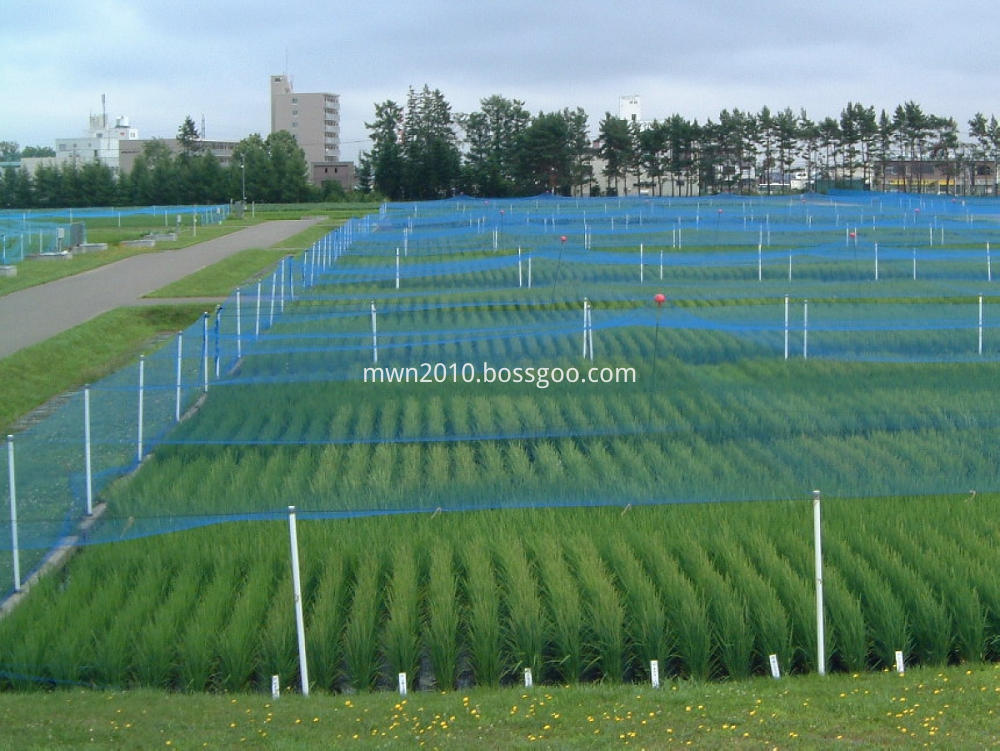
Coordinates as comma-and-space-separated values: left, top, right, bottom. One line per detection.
813, 489, 826, 676
988, 242, 992, 282
639, 243, 644, 284
175, 332, 183, 423
235, 288, 242, 361
7, 435, 20, 593
137, 356, 145, 464
255, 280, 262, 339
979, 295, 984, 356
288, 506, 310, 696
874, 243, 879, 281
395, 247, 401, 290
802, 300, 809, 359
783, 295, 789, 361
84, 385, 93, 516
582, 298, 594, 361
202, 312, 210, 394
371, 301, 378, 364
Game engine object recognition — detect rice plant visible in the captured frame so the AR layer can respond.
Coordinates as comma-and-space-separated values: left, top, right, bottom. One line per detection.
343, 557, 383, 691
425, 542, 460, 690
381, 543, 422, 687
496, 533, 548, 684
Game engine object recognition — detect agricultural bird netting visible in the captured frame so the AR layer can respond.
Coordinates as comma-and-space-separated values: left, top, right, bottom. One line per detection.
4, 192, 1000, 594
0, 204, 230, 264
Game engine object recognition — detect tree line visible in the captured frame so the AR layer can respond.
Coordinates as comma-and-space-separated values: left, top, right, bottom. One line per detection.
4, 95, 1000, 209
362, 89, 1000, 199
0, 118, 341, 210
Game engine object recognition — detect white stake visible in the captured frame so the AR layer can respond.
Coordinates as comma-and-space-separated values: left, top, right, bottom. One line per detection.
650, 659, 660, 689
371, 301, 378, 364
895, 650, 905, 674
202, 312, 209, 393
235, 288, 242, 361
813, 490, 826, 676
7, 435, 20, 592
395, 247, 401, 290
784, 295, 789, 361
803, 300, 809, 359
255, 280, 262, 339
524, 668, 533, 688
398, 672, 408, 696
979, 294, 984, 356
769, 654, 781, 679
84, 386, 93, 516
137, 357, 145, 464
175, 332, 183, 422
288, 506, 310, 696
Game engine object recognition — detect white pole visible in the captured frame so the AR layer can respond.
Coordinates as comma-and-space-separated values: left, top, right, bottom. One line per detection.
758, 243, 762, 281
7, 435, 20, 592
788, 254, 792, 281
84, 386, 93, 515
518, 247, 523, 287
874, 243, 879, 281
784, 295, 789, 360
639, 243, 644, 283
175, 332, 183, 422
583, 298, 589, 358
137, 356, 145, 464
803, 300, 809, 359
280, 258, 288, 312
268, 272, 277, 327
813, 489, 826, 676
989, 242, 993, 282
235, 288, 242, 361
979, 294, 984, 356
202, 312, 209, 393
587, 302, 594, 362
659, 247, 663, 280
371, 301, 378, 364
288, 506, 310, 696
528, 256, 532, 288
255, 280, 262, 339
912, 248, 917, 280
395, 247, 400, 289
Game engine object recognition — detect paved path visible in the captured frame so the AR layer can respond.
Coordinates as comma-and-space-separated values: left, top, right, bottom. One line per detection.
0, 219, 320, 359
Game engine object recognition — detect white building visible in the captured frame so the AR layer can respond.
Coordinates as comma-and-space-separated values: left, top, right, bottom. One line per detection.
619, 95, 642, 125
53, 114, 140, 174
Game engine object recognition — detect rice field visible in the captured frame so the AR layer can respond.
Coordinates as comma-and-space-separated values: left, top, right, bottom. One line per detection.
3, 496, 1000, 693
3, 193, 1000, 694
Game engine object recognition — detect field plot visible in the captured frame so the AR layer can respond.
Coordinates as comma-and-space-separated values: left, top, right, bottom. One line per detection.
3, 193, 1000, 694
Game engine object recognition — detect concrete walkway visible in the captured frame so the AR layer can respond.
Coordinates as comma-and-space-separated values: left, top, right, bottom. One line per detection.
0, 218, 320, 359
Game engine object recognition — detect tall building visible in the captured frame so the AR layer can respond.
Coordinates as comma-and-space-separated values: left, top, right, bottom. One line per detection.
270, 74, 341, 165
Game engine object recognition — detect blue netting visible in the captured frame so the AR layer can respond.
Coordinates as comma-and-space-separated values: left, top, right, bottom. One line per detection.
3, 193, 1000, 596
0, 205, 230, 265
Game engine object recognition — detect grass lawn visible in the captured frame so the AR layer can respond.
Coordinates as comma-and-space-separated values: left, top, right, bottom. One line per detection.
1, 664, 997, 748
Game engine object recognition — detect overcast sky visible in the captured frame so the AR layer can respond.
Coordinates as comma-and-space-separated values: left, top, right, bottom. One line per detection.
3, 0, 999, 164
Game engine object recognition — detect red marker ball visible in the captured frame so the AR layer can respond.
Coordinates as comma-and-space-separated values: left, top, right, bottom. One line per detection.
654, 293, 666, 305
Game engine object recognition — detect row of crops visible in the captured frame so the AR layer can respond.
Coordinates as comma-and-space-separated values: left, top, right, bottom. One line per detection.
3, 497, 997, 692
3, 193, 1000, 693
